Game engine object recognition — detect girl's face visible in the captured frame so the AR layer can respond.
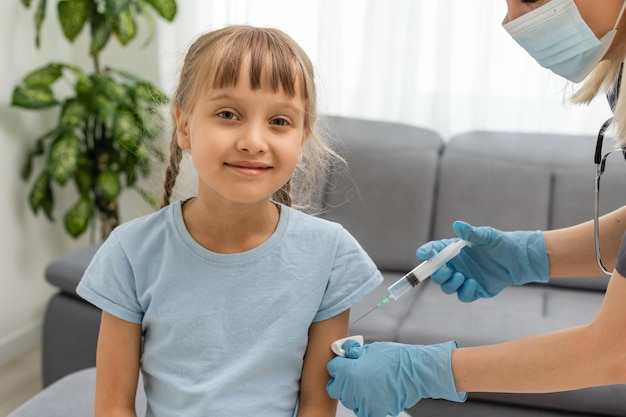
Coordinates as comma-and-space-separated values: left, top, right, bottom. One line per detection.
505, 0, 626, 60
176, 64, 307, 207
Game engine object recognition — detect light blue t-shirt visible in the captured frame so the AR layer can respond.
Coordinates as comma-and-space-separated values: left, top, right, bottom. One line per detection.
77, 201, 382, 417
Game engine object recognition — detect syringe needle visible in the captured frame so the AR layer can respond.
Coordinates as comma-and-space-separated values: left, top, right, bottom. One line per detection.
350, 304, 378, 325
350, 241, 471, 327
350, 295, 393, 325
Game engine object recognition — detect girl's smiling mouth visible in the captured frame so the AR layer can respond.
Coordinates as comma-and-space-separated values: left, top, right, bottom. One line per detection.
225, 161, 273, 176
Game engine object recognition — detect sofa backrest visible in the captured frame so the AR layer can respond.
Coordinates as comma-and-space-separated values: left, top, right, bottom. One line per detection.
322, 115, 444, 273
433, 130, 626, 291
322, 116, 626, 290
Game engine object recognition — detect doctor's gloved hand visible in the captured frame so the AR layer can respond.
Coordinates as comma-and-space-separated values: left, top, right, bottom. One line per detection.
416, 220, 549, 302
326, 340, 467, 417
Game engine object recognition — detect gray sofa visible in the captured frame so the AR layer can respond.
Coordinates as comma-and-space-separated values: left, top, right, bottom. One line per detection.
18, 115, 626, 416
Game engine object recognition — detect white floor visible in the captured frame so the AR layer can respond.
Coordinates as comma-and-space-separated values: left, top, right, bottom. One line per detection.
0, 345, 42, 417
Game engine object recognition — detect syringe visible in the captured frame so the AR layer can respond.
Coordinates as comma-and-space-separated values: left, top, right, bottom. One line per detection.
377, 239, 471, 307
342, 239, 472, 347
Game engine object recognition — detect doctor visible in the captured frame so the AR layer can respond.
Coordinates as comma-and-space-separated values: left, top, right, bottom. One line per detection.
326, 1, 626, 416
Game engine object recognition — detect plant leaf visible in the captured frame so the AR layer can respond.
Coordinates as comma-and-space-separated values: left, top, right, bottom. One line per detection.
75, 157, 94, 194
22, 0, 33, 7
57, 0, 88, 42
122, 152, 138, 186
107, 66, 141, 83
93, 95, 117, 120
23, 63, 63, 87
34, 0, 47, 48
134, 81, 168, 105
11, 85, 59, 109
52, 63, 91, 97
90, 11, 112, 56
21, 154, 34, 181
47, 133, 80, 185
29, 172, 54, 220
97, 170, 122, 200
21, 128, 57, 180
134, 106, 161, 139
60, 99, 88, 130
134, 146, 150, 176
64, 196, 92, 238
76, 74, 92, 97
136, 1, 156, 47
59, 62, 85, 76
106, 0, 131, 14
93, 74, 128, 103
145, 0, 177, 22
113, 8, 137, 45
113, 111, 142, 150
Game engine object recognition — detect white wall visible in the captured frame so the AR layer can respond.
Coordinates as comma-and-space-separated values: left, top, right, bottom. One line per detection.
0, 2, 161, 365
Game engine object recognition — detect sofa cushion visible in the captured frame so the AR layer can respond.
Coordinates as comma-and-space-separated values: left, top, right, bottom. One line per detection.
323, 115, 444, 273
45, 244, 101, 296
43, 293, 102, 387
396, 282, 603, 346
7, 367, 145, 417
433, 131, 626, 292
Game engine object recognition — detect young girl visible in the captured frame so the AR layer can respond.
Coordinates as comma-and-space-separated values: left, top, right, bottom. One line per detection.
76, 25, 382, 417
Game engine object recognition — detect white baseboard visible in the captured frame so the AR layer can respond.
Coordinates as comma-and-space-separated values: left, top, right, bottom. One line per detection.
0, 322, 42, 367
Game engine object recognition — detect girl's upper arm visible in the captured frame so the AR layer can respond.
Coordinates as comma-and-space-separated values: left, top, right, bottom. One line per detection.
95, 311, 142, 417
297, 309, 350, 417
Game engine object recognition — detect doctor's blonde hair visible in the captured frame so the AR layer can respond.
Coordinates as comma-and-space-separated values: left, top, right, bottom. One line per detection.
160, 25, 343, 211
571, 7, 626, 147
571, 61, 625, 145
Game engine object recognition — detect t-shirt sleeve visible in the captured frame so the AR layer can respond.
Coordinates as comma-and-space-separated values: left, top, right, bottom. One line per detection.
615, 230, 626, 278
313, 226, 383, 322
76, 231, 144, 324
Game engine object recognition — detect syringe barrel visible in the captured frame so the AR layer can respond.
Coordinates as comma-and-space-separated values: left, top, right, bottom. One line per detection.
386, 239, 471, 301
387, 272, 418, 300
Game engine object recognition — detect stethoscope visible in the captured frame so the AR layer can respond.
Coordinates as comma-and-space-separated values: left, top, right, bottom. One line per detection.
593, 117, 626, 276
592, 62, 626, 276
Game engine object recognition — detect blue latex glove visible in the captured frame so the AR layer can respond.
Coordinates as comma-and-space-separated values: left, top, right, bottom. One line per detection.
327, 340, 466, 417
416, 220, 549, 302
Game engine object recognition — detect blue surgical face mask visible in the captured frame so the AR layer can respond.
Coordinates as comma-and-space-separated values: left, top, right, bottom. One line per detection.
503, 0, 626, 83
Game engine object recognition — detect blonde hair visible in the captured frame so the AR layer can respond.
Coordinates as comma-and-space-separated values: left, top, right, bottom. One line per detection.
570, 60, 624, 144
160, 25, 343, 211
570, 8, 626, 147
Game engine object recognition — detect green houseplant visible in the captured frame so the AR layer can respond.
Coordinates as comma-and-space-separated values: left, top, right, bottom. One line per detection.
11, 0, 177, 240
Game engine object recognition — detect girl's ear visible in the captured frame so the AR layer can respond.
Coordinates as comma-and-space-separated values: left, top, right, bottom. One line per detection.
175, 108, 191, 149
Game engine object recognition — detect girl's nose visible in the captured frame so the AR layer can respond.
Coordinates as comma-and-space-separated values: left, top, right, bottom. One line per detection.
237, 123, 268, 154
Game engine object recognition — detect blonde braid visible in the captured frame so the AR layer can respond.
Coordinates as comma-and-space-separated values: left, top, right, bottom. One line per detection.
160, 130, 183, 208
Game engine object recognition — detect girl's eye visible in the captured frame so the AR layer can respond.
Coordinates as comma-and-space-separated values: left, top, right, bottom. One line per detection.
218, 111, 238, 120
271, 118, 290, 127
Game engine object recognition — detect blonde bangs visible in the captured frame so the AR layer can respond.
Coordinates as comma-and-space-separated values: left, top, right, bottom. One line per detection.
204, 27, 309, 100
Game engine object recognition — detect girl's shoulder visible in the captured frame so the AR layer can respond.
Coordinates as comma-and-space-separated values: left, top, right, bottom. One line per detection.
282, 205, 345, 232
108, 201, 181, 245
281, 205, 361, 251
